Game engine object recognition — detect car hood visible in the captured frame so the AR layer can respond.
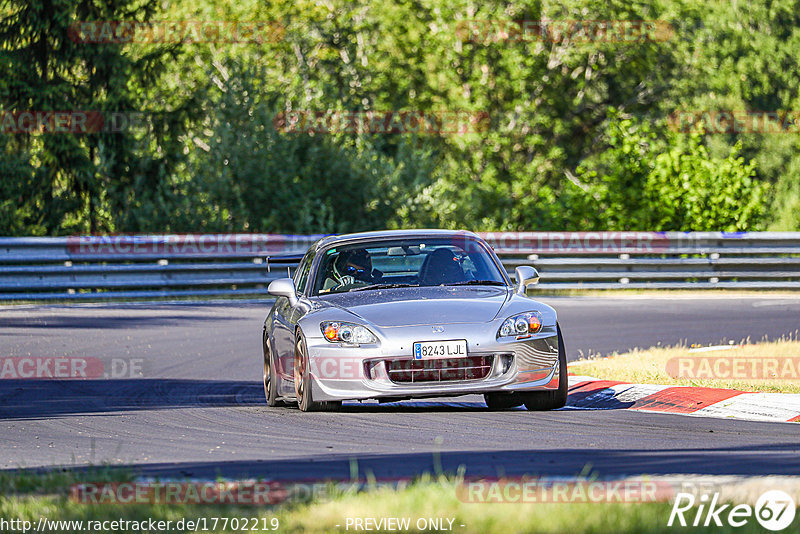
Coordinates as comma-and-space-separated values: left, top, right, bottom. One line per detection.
314, 286, 511, 327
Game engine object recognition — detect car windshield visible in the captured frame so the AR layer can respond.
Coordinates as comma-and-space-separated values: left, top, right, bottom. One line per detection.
312, 237, 508, 295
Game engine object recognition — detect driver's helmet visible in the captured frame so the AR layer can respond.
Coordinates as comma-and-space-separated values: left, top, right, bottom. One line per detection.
334, 248, 372, 283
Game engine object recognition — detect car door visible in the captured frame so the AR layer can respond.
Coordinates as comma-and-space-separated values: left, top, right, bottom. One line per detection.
274, 249, 315, 396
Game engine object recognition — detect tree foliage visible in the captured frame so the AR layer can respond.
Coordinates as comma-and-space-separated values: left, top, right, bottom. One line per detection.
571, 116, 765, 230
0, 0, 793, 235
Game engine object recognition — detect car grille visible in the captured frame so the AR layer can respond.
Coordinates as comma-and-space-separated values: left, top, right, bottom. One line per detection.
385, 355, 494, 383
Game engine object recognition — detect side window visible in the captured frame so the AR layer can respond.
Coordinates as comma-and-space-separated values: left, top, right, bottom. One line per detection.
294, 250, 314, 295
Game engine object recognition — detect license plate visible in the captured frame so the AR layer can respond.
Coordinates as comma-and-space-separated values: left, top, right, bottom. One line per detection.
413, 339, 468, 360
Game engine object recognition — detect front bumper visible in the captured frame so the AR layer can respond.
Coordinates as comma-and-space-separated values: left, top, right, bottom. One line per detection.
301, 323, 561, 402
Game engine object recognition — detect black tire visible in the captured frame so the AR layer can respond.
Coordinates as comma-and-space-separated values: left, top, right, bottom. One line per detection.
523, 323, 568, 411
263, 333, 281, 407
294, 331, 342, 412
484, 392, 525, 410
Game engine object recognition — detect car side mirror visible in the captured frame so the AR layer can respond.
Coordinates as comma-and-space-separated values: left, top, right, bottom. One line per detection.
268, 278, 298, 306
514, 266, 539, 295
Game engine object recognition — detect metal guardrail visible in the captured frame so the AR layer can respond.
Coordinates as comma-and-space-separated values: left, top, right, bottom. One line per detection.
1, 232, 799, 301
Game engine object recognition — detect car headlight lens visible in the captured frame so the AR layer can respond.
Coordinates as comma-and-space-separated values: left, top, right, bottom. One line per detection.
320, 321, 378, 345
498, 311, 543, 338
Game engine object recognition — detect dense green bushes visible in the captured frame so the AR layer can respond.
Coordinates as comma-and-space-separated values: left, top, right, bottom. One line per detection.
0, 0, 795, 235
569, 117, 766, 231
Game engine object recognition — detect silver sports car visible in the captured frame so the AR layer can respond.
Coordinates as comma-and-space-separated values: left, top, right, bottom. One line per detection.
262, 229, 566, 411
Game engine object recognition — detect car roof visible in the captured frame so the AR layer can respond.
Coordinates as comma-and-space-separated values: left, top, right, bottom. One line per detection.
314, 229, 480, 251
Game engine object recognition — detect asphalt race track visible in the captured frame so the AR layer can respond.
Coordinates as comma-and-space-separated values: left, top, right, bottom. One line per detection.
1, 295, 799, 481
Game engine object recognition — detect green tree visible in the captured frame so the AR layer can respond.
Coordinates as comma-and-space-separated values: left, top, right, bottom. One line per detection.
177, 61, 438, 234
1, 0, 794, 235
572, 116, 766, 231
0, 0, 189, 234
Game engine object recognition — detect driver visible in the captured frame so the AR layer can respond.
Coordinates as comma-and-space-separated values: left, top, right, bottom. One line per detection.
324, 248, 373, 291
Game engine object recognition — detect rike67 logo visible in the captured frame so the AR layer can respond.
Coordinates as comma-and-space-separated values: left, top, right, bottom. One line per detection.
668, 490, 796, 531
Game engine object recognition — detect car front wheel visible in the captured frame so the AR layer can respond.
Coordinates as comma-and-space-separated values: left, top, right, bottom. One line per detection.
523, 323, 568, 411
484, 323, 568, 411
294, 331, 341, 412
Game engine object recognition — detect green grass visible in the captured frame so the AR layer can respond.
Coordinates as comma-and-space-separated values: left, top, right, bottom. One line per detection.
0, 470, 794, 533
572, 338, 800, 393
0, 466, 135, 495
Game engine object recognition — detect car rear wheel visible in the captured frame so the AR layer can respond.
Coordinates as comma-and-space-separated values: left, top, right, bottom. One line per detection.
523, 323, 568, 411
263, 335, 281, 407
294, 331, 341, 412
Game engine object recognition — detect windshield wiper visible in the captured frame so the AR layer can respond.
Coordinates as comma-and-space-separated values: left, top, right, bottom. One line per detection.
350, 282, 420, 291
446, 280, 506, 286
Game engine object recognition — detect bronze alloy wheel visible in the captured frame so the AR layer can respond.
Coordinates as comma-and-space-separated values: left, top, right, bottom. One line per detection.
294, 336, 306, 405
263, 358, 270, 399
484, 323, 568, 411
263, 335, 282, 407
294, 331, 341, 412
522, 323, 568, 411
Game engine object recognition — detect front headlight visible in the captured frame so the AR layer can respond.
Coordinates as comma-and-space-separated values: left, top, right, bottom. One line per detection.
498, 311, 543, 338
320, 321, 378, 345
